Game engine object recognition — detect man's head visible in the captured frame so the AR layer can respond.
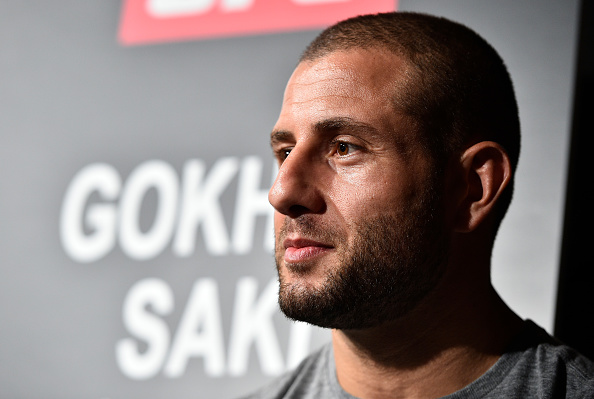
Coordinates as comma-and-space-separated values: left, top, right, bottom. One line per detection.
301, 12, 520, 225
269, 12, 520, 329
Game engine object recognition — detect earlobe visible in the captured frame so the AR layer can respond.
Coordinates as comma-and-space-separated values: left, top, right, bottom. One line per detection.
454, 141, 512, 233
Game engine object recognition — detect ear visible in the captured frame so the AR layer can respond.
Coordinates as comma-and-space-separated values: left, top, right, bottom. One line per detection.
454, 141, 512, 233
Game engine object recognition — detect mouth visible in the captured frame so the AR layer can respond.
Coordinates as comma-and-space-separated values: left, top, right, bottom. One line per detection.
282, 237, 334, 264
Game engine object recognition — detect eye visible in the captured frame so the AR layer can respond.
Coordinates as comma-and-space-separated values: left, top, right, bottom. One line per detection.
337, 142, 349, 156
334, 141, 358, 157
275, 147, 293, 163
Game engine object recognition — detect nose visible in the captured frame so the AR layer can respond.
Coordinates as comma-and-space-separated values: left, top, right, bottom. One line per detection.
268, 148, 325, 218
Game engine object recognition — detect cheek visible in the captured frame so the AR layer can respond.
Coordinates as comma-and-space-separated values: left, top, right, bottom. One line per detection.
274, 212, 285, 234
329, 164, 400, 203
330, 166, 413, 216
329, 179, 393, 221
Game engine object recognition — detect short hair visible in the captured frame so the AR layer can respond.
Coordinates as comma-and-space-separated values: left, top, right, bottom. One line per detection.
301, 12, 520, 233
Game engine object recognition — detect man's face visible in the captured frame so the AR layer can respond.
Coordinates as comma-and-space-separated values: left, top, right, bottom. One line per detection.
269, 49, 449, 329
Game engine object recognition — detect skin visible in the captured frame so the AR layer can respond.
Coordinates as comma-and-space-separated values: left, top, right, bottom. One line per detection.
270, 50, 432, 289
269, 48, 524, 398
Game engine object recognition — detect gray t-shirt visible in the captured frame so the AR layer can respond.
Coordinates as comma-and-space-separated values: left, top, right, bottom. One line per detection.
243, 320, 594, 398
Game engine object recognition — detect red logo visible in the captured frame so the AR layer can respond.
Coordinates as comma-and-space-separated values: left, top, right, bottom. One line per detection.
119, 0, 397, 45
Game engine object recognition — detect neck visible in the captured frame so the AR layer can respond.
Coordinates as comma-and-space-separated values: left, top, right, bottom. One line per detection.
331, 260, 523, 399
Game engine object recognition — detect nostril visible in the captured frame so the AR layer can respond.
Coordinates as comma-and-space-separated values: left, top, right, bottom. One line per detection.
268, 153, 326, 216
287, 204, 312, 218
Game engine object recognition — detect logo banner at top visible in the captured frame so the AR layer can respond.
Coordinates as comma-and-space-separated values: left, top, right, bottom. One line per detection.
119, 0, 397, 45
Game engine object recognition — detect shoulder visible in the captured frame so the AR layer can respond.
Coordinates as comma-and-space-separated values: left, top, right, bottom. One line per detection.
514, 321, 593, 382
521, 323, 594, 397
240, 343, 336, 399
461, 320, 594, 398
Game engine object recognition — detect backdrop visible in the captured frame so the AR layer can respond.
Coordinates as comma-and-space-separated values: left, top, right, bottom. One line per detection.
0, 1, 579, 398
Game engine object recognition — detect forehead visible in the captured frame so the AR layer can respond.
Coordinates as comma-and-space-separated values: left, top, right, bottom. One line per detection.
286, 49, 407, 106
275, 49, 414, 135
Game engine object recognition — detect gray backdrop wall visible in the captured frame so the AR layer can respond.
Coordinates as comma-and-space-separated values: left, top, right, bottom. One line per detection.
0, 1, 579, 398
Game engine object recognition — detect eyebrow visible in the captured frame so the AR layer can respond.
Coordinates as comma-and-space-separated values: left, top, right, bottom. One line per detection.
314, 117, 378, 136
270, 117, 379, 146
270, 130, 294, 147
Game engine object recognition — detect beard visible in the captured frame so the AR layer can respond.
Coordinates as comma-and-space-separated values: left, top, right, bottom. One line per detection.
276, 180, 449, 330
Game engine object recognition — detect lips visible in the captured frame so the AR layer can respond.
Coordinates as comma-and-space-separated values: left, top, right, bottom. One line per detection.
282, 237, 333, 263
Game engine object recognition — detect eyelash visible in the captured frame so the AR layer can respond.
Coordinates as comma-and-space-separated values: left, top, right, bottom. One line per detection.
331, 140, 359, 157
277, 148, 292, 161
275, 140, 359, 163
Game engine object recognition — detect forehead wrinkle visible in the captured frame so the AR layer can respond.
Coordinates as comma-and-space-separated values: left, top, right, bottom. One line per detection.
314, 117, 379, 137
288, 73, 362, 100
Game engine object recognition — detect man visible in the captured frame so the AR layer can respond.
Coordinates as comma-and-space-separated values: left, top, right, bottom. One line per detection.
247, 12, 594, 398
